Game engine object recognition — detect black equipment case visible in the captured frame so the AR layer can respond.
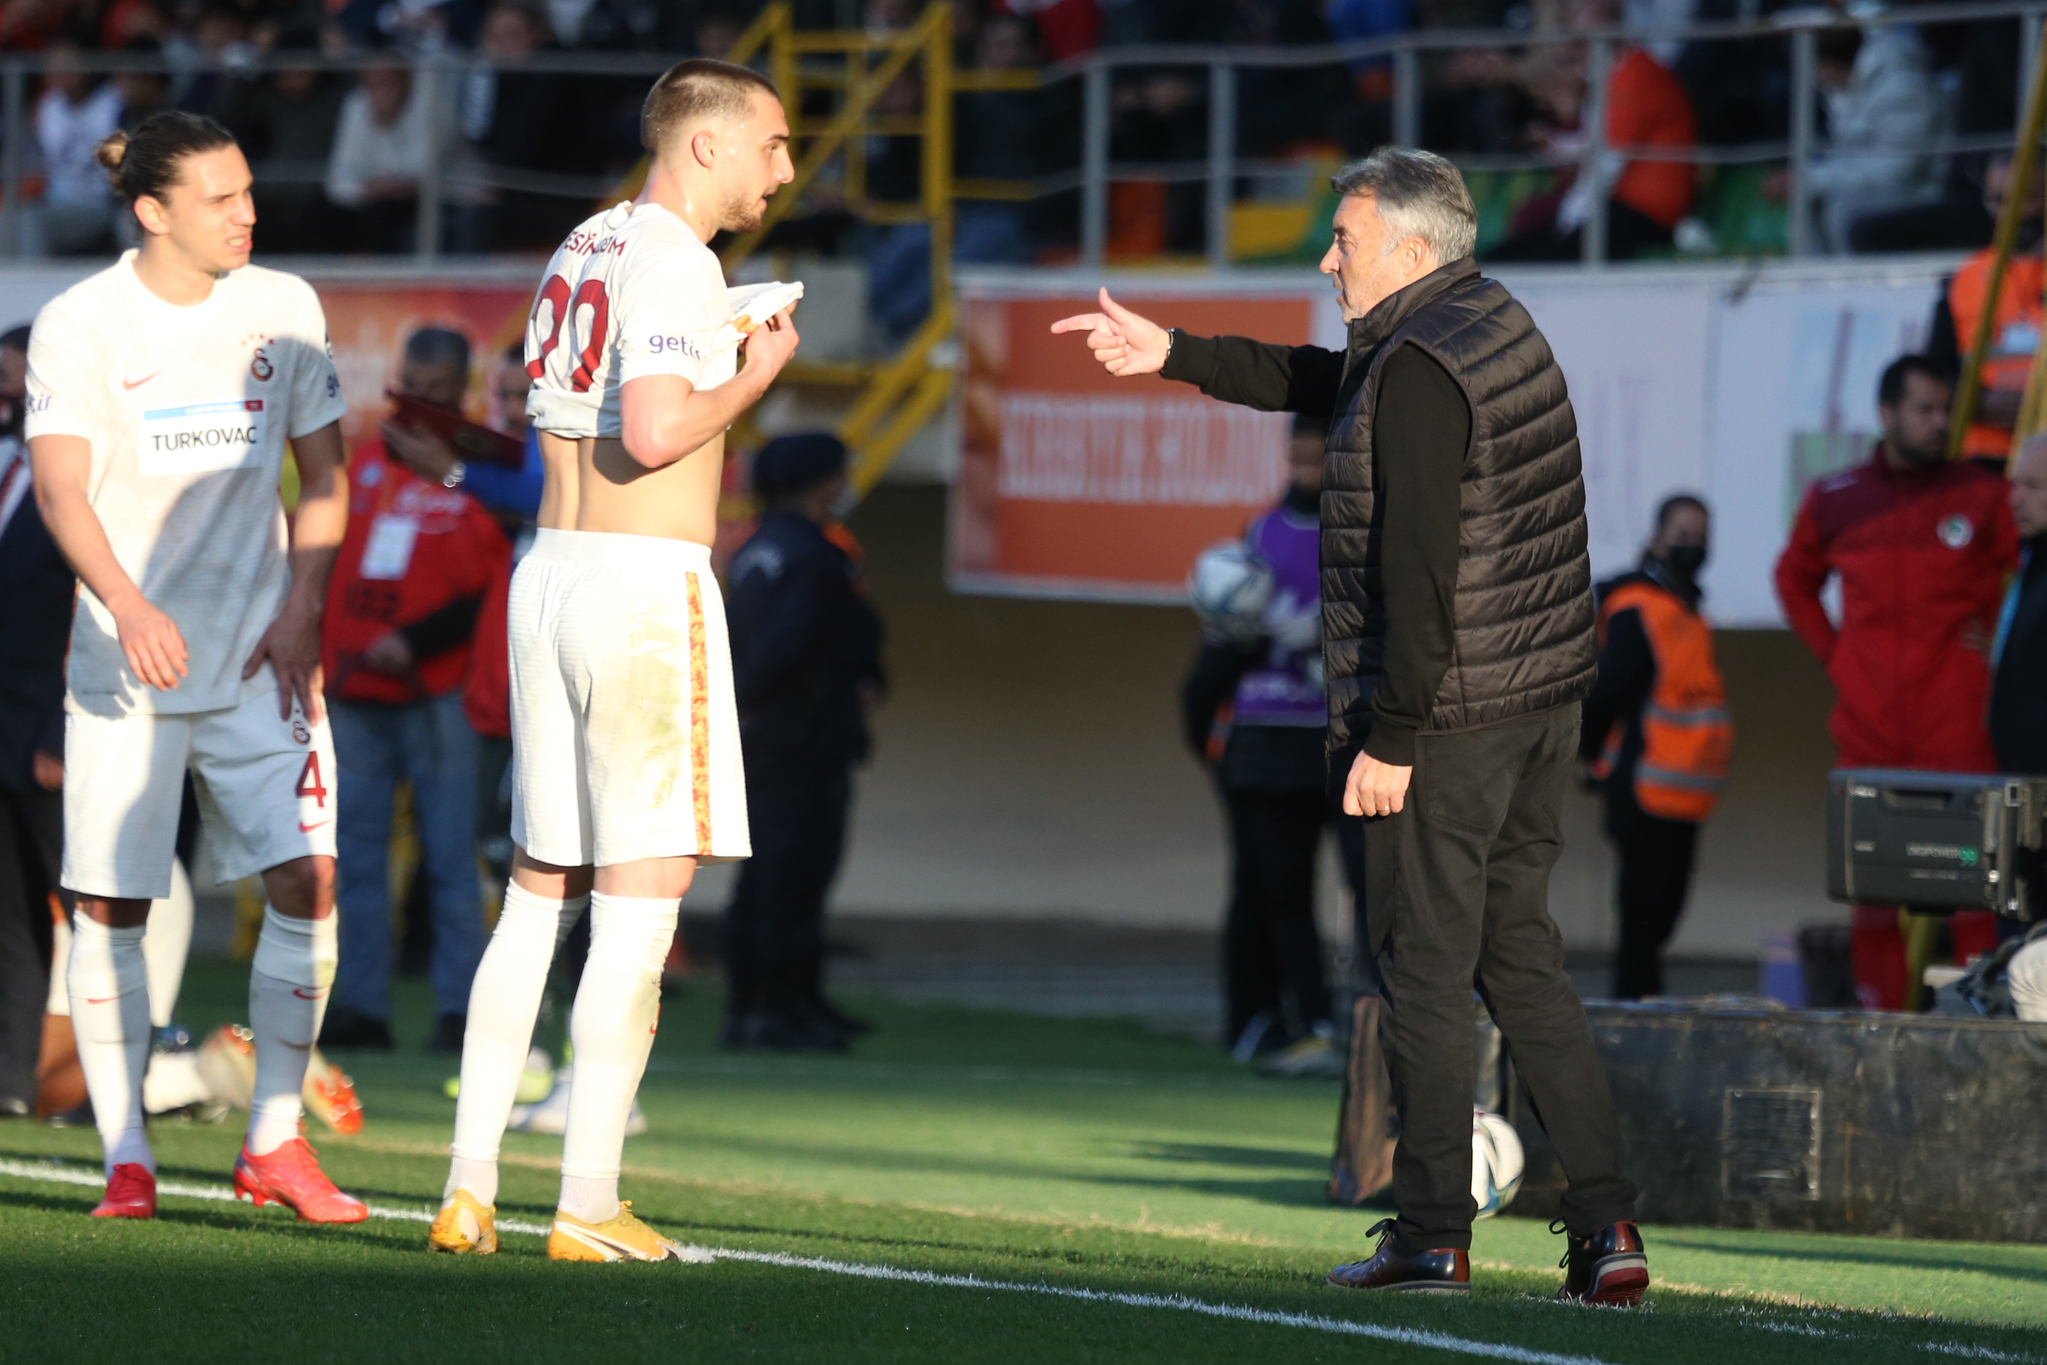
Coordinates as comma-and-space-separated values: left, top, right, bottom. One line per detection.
1826, 768, 2047, 918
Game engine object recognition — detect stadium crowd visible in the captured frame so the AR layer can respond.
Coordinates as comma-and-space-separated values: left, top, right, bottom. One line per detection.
2, 0, 2041, 267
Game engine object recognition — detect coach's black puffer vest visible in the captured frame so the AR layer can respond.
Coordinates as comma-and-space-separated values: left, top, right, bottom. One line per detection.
1322, 258, 1597, 754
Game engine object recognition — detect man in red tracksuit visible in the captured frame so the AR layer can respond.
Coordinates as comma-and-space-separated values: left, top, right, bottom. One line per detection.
1776, 354, 2020, 1009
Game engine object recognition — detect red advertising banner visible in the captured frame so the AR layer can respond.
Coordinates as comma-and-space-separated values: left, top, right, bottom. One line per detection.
950, 290, 1316, 602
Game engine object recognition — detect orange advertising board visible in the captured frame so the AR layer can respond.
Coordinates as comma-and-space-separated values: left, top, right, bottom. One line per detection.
950, 290, 1316, 602
310, 277, 538, 447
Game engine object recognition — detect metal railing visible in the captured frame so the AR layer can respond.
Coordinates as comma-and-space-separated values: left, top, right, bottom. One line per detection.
7, 0, 2047, 268
1041, 0, 2047, 266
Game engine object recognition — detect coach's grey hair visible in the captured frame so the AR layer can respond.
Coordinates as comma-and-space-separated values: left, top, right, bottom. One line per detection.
1330, 148, 1477, 265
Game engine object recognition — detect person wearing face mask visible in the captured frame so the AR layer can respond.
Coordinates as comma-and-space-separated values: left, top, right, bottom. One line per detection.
1580, 495, 1731, 1001
1776, 354, 2020, 1011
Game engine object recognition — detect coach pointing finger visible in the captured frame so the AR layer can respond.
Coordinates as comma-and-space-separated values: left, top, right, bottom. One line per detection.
1052, 148, 1646, 1304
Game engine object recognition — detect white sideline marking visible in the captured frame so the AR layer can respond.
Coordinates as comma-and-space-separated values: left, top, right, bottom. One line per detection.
0, 1158, 1606, 1364
1, 1158, 2032, 1364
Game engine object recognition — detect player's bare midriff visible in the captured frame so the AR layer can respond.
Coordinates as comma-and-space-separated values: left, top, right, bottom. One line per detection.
535, 430, 581, 531
574, 429, 724, 547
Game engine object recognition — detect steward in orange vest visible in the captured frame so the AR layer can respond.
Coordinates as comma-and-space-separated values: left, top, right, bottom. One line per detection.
1927, 159, 2042, 463
1579, 496, 1733, 1000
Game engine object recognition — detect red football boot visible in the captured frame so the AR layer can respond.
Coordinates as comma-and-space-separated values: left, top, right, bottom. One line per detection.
232, 1138, 367, 1223
89, 1163, 157, 1219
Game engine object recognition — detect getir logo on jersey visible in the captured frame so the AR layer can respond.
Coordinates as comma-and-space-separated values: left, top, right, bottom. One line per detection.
138, 399, 267, 477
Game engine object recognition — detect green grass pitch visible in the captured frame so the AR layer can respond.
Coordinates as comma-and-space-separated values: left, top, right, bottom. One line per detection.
2, 958, 2043, 1364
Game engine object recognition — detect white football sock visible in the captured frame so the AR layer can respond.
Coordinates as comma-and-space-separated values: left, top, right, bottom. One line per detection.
143, 859, 194, 1029
557, 893, 675, 1223
446, 884, 588, 1205
245, 907, 336, 1156
67, 916, 153, 1176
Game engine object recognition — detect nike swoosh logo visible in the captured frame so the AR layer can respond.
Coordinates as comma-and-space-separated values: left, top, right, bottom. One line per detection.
292, 987, 327, 1000
122, 372, 161, 390
84, 995, 119, 1004
299, 820, 329, 832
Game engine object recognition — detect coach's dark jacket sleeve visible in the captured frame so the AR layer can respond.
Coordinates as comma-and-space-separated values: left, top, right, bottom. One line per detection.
1361, 344, 1468, 768
1160, 333, 1345, 419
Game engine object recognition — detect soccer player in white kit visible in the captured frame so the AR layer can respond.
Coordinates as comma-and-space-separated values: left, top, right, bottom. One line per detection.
25, 112, 363, 1223
430, 59, 798, 1262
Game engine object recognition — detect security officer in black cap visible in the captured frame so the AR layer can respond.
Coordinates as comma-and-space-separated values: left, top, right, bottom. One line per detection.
721, 434, 886, 1051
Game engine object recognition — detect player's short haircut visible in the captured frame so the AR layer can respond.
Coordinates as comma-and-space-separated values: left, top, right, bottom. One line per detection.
1878, 353, 1955, 407
641, 58, 779, 156
0, 324, 28, 354
95, 110, 236, 204
404, 326, 471, 376
1655, 492, 1707, 531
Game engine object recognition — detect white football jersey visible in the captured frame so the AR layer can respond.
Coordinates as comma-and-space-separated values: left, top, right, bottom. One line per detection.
25, 251, 346, 715
524, 201, 737, 441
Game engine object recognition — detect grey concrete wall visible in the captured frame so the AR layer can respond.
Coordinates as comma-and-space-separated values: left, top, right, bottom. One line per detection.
686, 487, 1850, 962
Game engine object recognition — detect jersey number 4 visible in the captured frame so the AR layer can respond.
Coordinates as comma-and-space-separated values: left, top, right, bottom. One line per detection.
527, 274, 611, 393
296, 753, 329, 809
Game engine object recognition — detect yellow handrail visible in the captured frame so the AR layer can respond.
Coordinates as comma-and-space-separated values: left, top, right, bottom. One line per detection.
714, 3, 959, 502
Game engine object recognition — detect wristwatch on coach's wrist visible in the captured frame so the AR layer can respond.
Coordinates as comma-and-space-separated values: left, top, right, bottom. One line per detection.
1164, 328, 1177, 362
442, 460, 466, 489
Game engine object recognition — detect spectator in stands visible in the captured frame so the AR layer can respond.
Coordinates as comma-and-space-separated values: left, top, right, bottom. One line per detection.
954, 15, 1042, 265
1926, 155, 2043, 465
115, 38, 174, 132
320, 328, 511, 1053
172, 2, 256, 122
1489, 0, 1698, 262
1772, 23, 1945, 254
1181, 414, 1362, 1077
326, 54, 471, 253
460, 1, 589, 251
997, 0, 1101, 60
33, 38, 124, 256
1853, 14, 2011, 253
1775, 355, 2019, 1010
722, 435, 885, 1053
1581, 494, 1731, 1000
0, 324, 72, 1119
225, 24, 350, 253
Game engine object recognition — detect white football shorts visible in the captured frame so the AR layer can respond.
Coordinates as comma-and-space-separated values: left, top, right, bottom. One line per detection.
508, 528, 749, 868
62, 679, 338, 900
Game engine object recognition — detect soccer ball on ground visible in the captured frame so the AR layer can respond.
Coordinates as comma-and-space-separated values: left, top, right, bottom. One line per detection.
1188, 540, 1275, 647
1472, 1107, 1525, 1219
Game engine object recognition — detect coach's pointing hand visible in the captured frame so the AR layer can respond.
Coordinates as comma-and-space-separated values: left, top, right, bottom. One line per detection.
1049, 289, 1170, 377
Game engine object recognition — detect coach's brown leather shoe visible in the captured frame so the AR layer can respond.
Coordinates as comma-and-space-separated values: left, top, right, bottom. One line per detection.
1555, 1219, 1649, 1307
1327, 1219, 1471, 1292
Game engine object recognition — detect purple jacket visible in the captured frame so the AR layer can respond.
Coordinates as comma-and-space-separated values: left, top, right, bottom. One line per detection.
1233, 499, 1324, 727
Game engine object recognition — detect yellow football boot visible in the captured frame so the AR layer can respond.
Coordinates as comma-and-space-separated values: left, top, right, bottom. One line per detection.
428, 1189, 498, 1255
546, 1201, 691, 1262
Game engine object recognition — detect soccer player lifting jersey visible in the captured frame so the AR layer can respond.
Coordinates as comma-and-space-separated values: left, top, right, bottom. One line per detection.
433, 59, 798, 1263
26, 113, 359, 1222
